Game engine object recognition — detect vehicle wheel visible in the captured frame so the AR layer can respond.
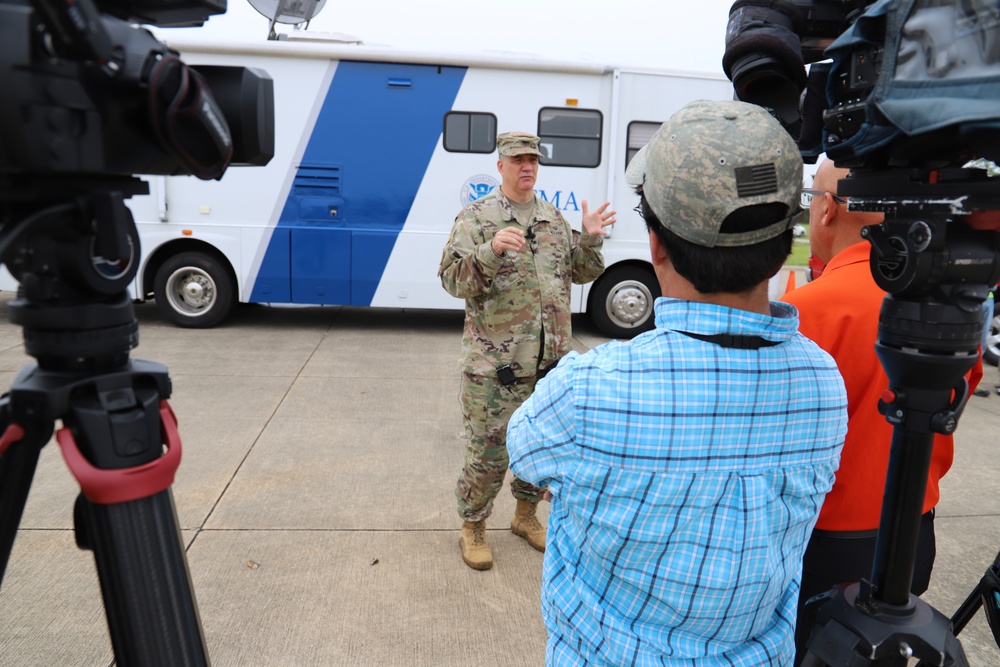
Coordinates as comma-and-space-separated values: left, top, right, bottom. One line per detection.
985, 303, 1000, 366
589, 265, 660, 339
153, 251, 235, 328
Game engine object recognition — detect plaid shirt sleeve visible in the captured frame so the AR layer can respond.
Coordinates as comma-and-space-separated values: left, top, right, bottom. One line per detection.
507, 351, 584, 490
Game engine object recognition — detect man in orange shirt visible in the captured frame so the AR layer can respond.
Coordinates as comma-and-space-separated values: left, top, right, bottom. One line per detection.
782, 158, 983, 663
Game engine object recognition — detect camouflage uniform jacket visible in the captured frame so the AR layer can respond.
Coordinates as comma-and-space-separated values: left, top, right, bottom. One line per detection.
439, 189, 605, 378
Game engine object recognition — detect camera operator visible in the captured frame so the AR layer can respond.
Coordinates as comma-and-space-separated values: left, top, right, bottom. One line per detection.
782, 158, 985, 664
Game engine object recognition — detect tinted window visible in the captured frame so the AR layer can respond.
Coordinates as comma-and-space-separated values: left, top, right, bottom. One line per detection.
444, 112, 497, 153
537, 107, 602, 168
626, 121, 662, 170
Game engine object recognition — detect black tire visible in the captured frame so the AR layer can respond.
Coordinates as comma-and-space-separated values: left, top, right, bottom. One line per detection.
153, 251, 235, 328
589, 265, 660, 339
985, 303, 1000, 366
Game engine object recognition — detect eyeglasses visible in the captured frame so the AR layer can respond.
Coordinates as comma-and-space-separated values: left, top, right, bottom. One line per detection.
633, 203, 644, 216
801, 188, 848, 208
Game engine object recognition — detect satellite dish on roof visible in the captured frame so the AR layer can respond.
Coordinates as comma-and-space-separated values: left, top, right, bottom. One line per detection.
249, 0, 327, 40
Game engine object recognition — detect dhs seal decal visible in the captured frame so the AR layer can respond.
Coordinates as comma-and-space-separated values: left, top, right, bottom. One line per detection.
461, 175, 498, 206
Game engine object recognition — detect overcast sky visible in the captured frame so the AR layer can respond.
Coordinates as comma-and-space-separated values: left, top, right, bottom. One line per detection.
154, 0, 738, 75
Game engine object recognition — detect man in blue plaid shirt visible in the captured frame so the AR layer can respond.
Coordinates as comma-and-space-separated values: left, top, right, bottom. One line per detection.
507, 100, 848, 666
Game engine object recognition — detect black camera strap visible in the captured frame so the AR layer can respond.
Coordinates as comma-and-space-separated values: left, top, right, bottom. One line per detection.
147, 55, 233, 181
677, 330, 779, 350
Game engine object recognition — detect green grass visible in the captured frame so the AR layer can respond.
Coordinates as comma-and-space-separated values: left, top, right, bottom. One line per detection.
786, 216, 810, 267
788, 234, 810, 267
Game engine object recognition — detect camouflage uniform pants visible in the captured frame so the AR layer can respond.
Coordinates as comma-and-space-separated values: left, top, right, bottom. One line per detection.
456, 372, 546, 522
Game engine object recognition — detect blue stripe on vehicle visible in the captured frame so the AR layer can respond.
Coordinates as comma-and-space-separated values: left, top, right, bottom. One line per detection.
249, 61, 467, 305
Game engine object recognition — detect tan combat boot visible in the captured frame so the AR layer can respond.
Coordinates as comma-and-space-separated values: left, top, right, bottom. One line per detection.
511, 499, 546, 552
459, 520, 493, 570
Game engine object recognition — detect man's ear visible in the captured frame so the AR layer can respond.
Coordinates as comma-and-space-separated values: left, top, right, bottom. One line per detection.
649, 230, 668, 267
818, 193, 839, 227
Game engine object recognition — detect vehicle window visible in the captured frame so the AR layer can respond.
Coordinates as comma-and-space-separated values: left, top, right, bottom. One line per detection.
537, 107, 602, 168
626, 121, 662, 171
443, 112, 497, 153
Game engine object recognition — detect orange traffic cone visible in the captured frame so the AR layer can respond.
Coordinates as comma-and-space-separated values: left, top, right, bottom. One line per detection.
784, 270, 797, 294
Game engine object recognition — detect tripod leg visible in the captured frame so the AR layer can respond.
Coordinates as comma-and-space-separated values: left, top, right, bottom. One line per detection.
0, 391, 53, 587
75, 489, 209, 666
59, 378, 210, 667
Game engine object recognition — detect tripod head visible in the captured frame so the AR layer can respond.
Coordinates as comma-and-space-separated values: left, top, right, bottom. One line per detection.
848, 168, 1000, 390
0, 178, 150, 374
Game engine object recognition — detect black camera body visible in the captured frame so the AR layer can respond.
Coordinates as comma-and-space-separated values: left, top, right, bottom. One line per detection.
0, 0, 274, 188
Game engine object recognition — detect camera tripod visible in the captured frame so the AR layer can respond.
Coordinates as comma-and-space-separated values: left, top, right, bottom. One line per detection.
801, 169, 1000, 667
0, 179, 211, 666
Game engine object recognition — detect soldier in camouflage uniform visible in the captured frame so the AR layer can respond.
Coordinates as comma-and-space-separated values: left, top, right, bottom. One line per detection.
438, 131, 616, 570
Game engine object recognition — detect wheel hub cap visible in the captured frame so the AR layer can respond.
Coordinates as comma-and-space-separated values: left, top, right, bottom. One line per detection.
612, 287, 649, 325
183, 281, 206, 302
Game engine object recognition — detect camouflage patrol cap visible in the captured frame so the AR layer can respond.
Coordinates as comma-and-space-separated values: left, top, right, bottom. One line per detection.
625, 99, 802, 248
497, 131, 543, 158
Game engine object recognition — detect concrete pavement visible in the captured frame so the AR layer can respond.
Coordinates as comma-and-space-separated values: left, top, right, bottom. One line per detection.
2, 291, 1000, 666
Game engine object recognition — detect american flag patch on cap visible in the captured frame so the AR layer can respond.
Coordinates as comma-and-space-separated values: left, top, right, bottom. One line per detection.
735, 164, 778, 197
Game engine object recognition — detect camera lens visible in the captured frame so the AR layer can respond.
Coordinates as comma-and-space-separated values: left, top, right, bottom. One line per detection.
729, 54, 804, 130
723, 1, 808, 135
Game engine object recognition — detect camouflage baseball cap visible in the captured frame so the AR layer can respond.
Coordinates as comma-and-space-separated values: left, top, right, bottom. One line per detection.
497, 131, 543, 158
625, 99, 802, 248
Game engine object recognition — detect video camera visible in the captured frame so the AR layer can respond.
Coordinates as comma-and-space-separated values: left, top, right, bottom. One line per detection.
724, 0, 1000, 171
0, 0, 274, 185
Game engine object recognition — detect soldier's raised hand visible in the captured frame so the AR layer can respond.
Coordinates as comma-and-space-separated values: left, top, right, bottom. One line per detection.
581, 200, 616, 236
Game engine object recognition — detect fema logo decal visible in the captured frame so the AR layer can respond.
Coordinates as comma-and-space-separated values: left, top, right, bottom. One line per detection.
460, 174, 499, 206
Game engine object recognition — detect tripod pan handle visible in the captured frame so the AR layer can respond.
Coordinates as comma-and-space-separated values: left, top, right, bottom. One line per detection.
57, 401, 182, 505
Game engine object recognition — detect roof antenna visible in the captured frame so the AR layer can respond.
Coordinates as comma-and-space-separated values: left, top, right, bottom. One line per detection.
248, 0, 327, 40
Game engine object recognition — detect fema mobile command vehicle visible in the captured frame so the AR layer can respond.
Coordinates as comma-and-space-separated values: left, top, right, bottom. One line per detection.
1, 33, 734, 338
